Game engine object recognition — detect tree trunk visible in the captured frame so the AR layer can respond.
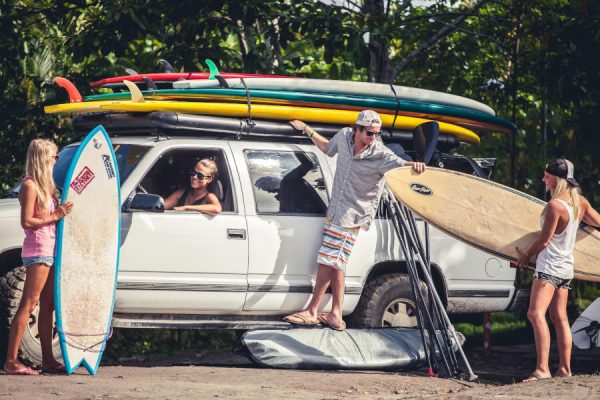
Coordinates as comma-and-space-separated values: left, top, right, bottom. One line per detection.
388, 0, 490, 83
363, 0, 386, 82
509, 1, 523, 188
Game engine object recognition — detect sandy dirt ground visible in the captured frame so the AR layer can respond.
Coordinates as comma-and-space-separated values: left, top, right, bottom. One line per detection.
1, 346, 598, 399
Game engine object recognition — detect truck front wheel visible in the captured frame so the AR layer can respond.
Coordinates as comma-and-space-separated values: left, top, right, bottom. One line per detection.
348, 273, 428, 328
0, 265, 61, 367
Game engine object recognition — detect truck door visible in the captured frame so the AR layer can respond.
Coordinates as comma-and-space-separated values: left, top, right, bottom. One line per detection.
118, 142, 248, 313
229, 142, 332, 312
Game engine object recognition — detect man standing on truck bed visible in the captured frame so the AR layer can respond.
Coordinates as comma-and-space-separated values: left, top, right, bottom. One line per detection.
284, 110, 425, 330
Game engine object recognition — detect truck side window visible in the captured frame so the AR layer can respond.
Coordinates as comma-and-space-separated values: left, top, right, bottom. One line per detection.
139, 148, 235, 212
245, 150, 328, 215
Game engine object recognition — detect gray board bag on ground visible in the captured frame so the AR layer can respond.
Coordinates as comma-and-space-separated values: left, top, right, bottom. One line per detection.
235, 327, 461, 370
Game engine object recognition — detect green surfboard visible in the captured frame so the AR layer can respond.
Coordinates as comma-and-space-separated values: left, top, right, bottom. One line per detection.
85, 88, 514, 134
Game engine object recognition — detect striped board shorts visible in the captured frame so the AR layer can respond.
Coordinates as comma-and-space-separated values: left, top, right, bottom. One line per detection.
317, 221, 360, 272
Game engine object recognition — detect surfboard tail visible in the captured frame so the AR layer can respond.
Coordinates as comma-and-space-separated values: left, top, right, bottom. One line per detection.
63, 345, 105, 375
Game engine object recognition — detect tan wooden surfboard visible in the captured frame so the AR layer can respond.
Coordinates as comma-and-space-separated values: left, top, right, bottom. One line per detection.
385, 167, 600, 282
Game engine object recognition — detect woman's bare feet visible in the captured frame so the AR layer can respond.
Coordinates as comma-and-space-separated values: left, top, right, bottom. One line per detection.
41, 359, 66, 373
3, 360, 39, 375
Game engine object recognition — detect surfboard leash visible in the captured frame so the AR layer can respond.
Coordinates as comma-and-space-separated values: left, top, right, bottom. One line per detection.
55, 325, 114, 352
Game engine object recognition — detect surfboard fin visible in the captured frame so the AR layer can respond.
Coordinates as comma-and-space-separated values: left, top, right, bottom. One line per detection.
158, 59, 175, 73
54, 77, 83, 103
124, 67, 139, 76
460, 155, 488, 178
123, 80, 145, 103
142, 76, 158, 91
413, 121, 439, 164
205, 59, 220, 80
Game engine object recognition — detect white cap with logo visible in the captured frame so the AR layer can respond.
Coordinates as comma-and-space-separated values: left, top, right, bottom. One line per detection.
355, 110, 382, 127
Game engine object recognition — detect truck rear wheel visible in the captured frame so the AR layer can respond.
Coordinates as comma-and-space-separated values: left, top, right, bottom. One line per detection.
0, 265, 61, 367
348, 273, 428, 328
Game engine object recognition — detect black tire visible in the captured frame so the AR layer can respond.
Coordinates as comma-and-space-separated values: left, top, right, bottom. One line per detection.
0, 265, 61, 367
347, 273, 428, 329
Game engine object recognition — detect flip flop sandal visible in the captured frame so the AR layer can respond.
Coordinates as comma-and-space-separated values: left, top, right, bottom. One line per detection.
317, 314, 346, 331
522, 371, 551, 382
282, 312, 319, 325
42, 364, 67, 374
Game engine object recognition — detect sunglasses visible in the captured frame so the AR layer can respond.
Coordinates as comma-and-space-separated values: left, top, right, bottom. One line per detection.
189, 169, 211, 180
364, 129, 381, 137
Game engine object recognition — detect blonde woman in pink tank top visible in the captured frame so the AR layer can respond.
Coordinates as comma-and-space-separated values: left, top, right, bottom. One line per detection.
3, 139, 73, 376
516, 159, 600, 382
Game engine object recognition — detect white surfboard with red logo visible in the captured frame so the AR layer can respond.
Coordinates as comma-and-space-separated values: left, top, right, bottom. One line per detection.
54, 125, 120, 375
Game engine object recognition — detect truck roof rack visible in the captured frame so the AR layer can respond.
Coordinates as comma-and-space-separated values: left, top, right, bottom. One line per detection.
72, 112, 460, 151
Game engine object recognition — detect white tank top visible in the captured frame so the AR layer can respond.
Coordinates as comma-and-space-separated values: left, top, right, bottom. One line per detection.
536, 199, 578, 279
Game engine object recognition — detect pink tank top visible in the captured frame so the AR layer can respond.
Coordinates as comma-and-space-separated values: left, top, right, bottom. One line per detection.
21, 177, 57, 258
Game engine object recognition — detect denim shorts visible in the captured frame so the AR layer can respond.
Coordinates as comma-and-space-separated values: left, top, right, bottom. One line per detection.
22, 256, 54, 267
533, 271, 572, 290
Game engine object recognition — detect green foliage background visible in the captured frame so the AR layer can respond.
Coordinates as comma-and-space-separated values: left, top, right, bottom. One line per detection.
2, 0, 599, 198
1, 0, 599, 353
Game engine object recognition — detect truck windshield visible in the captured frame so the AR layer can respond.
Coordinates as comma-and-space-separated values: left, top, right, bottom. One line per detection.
3, 144, 149, 197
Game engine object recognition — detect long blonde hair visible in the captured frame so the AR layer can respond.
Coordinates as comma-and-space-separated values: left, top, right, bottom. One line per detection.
25, 139, 57, 213
549, 176, 581, 219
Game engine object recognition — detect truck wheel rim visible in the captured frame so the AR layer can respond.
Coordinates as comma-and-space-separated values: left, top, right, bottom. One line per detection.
381, 299, 418, 327
27, 306, 59, 346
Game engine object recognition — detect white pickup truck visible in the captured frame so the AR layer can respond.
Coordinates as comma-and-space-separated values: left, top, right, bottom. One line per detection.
0, 114, 526, 365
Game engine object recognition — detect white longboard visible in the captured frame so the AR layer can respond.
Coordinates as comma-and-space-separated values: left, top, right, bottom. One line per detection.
571, 298, 600, 350
385, 167, 600, 282
172, 77, 496, 116
55, 125, 121, 375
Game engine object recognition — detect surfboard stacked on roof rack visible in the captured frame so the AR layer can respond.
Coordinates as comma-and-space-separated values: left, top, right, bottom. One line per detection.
172, 77, 496, 115
46, 58, 515, 153
84, 88, 515, 134
46, 99, 481, 145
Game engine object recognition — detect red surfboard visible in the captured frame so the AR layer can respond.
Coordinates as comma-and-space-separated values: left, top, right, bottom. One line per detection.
90, 72, 291, 88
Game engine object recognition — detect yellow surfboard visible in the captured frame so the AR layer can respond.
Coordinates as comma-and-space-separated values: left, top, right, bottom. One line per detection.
45, 101, 480, 144
385, 167, 600, 282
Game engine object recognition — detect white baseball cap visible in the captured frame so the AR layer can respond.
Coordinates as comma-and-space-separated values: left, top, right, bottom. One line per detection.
355, 110, 382, 127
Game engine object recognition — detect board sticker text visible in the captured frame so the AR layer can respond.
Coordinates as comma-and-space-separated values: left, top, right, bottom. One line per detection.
102, 155, 116, 179
70, 166, 95, 194
410, 183, 433, 196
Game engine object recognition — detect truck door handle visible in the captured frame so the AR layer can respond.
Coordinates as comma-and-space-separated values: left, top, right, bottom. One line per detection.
227, 229, 247, 240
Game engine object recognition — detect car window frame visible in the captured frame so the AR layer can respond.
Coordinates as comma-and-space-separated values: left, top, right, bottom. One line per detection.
128, 145, 239, 215
243, 148, 329, 217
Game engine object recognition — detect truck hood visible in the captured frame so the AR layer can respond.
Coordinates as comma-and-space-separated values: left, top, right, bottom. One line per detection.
0, 198, 20, 217
0, 198, 24, 251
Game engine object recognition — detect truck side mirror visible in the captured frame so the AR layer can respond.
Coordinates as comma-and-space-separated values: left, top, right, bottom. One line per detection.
124, 193, 165, 213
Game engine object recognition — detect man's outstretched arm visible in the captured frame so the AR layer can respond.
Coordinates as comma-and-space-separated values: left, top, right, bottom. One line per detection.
289, 120, 329, 154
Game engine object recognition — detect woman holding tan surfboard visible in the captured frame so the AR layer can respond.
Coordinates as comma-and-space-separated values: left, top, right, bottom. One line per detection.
516, 159, 600, 382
